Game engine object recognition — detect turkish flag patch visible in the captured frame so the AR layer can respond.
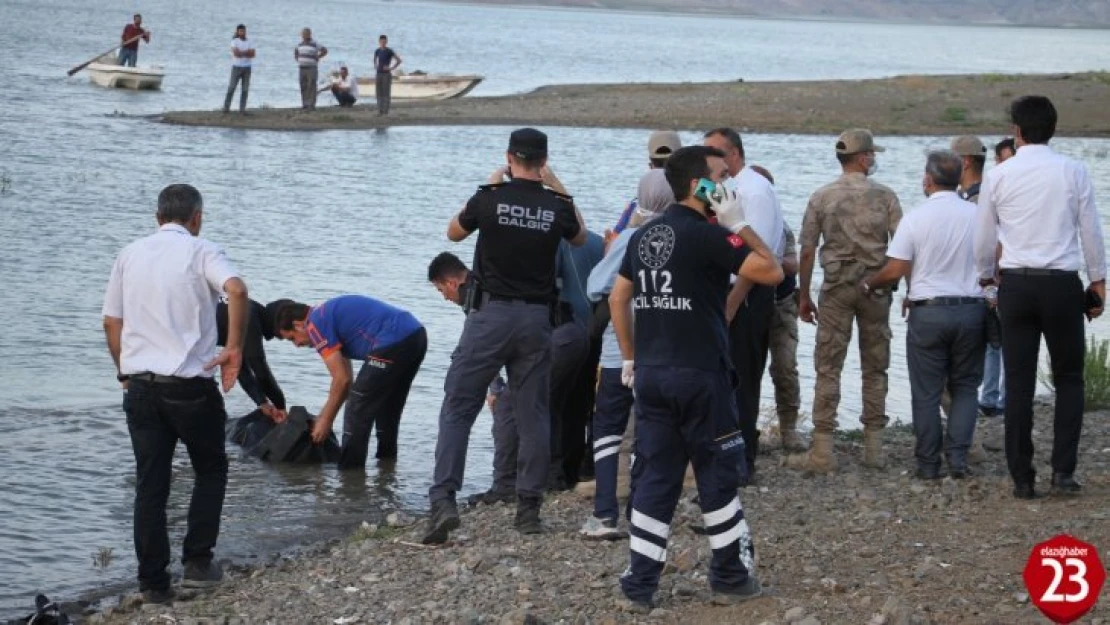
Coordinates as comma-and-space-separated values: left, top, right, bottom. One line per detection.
727, 234, 745, 248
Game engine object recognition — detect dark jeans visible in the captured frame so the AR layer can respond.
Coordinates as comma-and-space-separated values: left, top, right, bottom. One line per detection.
332, 87, 356, 107
340, 327, 427, 469
728, 284, 773, 472
999, 271, 1086, 483
118, 47, 138, 67
548, 322, 589, 484
906, 302, 986, 471
564, 332, 602, 482
375, 72, 392, 114
223, 66, 251, 112
124, 377, 229, 592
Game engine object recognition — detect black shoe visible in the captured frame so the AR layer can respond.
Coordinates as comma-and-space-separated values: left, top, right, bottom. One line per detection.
422, 499, 460, 545
711, 574, 763, 605
465, 488, 515, 506
914, 467, 943, 481
978, 404, 999, 417
182, 560, 223, 589
1013, 482, 1039, 500
515, 496, 543, 535
949, 466, 972, 480
142, 587, 175, 605
1051, 473, 1082, 495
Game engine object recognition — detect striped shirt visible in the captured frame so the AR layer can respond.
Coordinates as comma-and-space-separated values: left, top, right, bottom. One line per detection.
295, 39, 322, 67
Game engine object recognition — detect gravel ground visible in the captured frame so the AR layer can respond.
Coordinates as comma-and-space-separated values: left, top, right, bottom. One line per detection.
155, 73, 1110, 136
85, 402, 1110, 625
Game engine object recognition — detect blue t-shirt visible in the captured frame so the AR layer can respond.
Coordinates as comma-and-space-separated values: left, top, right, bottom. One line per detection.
305, 295, 422, 360
374, 47, 395, 73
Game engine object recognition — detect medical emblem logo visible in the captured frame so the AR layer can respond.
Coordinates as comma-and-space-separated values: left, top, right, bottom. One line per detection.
638, 224, 676, 270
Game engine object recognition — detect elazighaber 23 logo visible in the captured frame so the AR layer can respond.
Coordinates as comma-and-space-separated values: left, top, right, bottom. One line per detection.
1023, 534, 1105, 624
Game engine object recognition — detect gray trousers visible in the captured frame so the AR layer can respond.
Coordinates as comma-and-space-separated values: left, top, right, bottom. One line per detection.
430, 301, 553, 503
906, 302, 986, 471
375, 72, 392, 114
223, 67, 251, 112
299, 65, 318, 109
489, 321, 589, 492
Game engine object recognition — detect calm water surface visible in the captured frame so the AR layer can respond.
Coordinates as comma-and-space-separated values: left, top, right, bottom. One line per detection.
1, 0, 1108, 616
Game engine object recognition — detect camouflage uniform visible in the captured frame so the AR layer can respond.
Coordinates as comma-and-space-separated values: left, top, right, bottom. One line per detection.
768, 227, 800, 428
800, 172, 903, 434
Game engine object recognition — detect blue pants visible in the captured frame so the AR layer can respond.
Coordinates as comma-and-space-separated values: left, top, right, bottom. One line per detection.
118, 47, 138, 67
906, 303, 986, 471
592, 367, 634, 521
430, 301, 553, 503
621, 366, 755, 605
979, 344, 1005, 410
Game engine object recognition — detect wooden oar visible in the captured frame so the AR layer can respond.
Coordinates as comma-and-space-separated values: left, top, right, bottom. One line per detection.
67, 33, 144, 76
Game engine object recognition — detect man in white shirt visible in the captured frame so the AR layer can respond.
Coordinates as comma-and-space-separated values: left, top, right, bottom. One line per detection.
863, 151, 985, 480
329, 64, 359, 107
974, 95, 1106, 499
223, 24, 254, 114
703, 127, 785, 482
102, 184, 249, 603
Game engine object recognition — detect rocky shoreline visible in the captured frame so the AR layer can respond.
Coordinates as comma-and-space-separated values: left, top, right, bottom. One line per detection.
156, 72, 1110, 136
86, 403, 1110, 625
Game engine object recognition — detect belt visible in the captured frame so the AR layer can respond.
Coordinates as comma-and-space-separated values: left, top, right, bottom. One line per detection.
908, 297, 982, 308
484, 293, 551, 307
129, 372, 205, 384
999, 268, 1077, 277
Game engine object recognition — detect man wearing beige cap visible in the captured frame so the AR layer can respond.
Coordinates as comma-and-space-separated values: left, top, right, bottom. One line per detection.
612, 131, 682, 234
951, 135, 987, 203
791, 129, 903, 473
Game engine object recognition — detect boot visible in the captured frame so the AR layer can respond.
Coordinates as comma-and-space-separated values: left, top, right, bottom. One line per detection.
967, 429, 988, 465
784, 431, 837, 473
515, 496, 543, 535
862, 428, 885, 469
421, 498, 460, 545
779, 415, 807, 453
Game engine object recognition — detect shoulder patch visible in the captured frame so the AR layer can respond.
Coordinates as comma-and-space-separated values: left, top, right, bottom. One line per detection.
727, 234, 745, 249
477, 182, 506, 192
546, 189, 575, 204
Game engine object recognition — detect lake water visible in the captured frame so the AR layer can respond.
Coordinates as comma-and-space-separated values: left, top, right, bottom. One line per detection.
1, 0, 1108, 617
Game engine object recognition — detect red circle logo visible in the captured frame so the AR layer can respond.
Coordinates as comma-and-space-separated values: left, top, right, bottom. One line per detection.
1023, 534, 1106, 624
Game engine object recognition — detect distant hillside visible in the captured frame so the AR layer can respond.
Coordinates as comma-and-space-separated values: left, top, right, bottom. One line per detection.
435, 0, 1110, 28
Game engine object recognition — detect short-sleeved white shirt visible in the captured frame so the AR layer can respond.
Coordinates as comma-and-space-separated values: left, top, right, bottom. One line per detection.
231, 38, 253, 68
887, 191, 982, 300
102, 223, 240, 377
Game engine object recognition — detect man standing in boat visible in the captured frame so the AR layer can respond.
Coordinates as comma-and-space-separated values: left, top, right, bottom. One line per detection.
373, 34, 402, 116
118, 14, 151, 67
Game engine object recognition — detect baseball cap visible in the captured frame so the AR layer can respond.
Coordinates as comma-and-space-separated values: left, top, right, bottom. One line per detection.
835, 129, 885, 155
950, 135, 987, 157
508, 128, 548, 160
647, 130, 682, 160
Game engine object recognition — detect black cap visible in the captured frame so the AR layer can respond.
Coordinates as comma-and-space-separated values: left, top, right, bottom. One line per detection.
236, 23, 246, 30
262, 298, 295, 340
508, 128, 547, 160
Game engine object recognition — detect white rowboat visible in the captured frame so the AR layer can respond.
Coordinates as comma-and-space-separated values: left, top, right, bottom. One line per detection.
329, 70, 483, 100
87, 54, 164, 90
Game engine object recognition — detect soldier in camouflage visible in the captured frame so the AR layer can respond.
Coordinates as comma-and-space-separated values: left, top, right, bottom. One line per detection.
768, 225, 804, 452
789, 129, 903, 473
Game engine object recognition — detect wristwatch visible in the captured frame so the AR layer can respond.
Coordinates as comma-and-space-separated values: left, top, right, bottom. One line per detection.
861, 281, 872, 294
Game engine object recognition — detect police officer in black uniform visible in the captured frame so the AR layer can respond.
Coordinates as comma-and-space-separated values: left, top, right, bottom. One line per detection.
423, 128, 587, 544
609, 146, 782, 610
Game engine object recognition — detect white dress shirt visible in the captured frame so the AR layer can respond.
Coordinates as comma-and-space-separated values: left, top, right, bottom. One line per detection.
887, 191, 982, 300
974, 144, 1106, 282
726, 166, 786, 259
335, 74, 359, 98
102, 223, 240, 378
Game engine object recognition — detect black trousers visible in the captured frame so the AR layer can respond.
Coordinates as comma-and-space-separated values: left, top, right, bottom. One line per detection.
998, 271, 1086, 484
728, 284, 774, 473
340, 328, 427, 468
124, 377, 229, 592
562, 329, 602, 482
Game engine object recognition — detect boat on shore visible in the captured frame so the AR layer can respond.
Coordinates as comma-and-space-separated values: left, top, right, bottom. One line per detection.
327, 70, 483, 100
86, 53, 164, 90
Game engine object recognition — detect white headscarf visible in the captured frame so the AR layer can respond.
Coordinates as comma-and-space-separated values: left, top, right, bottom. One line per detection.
629, 169, 674, 228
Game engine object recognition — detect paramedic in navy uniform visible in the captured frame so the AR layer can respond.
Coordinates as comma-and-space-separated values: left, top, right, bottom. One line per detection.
609, 145, 783, 611
423, 127, 587, 545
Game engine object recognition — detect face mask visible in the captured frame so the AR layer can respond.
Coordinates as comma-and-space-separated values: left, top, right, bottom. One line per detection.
867, 158, 879, 176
